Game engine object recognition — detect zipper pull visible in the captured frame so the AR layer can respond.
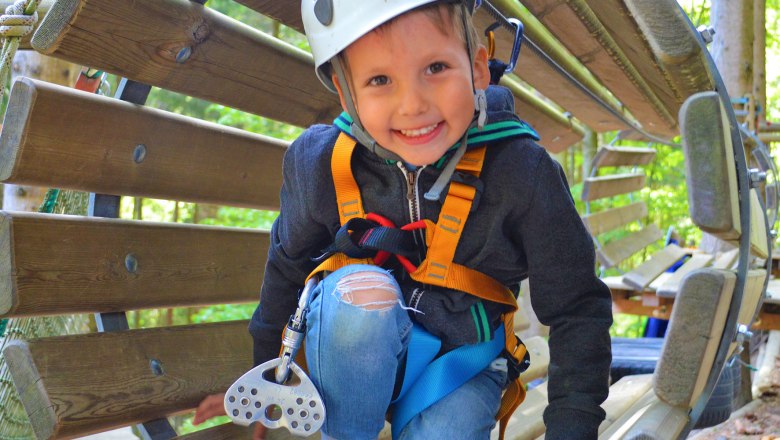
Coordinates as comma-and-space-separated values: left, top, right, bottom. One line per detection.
406, 171, 416, 201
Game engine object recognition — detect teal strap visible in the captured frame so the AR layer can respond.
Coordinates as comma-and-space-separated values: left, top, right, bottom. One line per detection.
391, 323, 505, 438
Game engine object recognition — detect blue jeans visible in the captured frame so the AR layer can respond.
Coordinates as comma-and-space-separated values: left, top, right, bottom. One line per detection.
305, 264, 507, 440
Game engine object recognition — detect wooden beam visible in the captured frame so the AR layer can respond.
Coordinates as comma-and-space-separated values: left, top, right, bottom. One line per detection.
0, 211, 268, 318
654, 253, 715, 298
500, 75, 585, 152
0, 77, 287, 210
598, 374, 652, 434
582, 201, 647, 236
598, 225, 662, 268
590, 145, 656, 170
520, 0, 678, 137
3, 320, 253, 439
31, 0, 341, 127
623, 0, 715, 101
475, 3, 628, 132
582, 173, 646, 201
622, 244, 688, 291
611, 297, 672, 320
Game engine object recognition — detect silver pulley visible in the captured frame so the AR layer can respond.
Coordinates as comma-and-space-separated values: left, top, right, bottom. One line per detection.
224, 277, 325, 436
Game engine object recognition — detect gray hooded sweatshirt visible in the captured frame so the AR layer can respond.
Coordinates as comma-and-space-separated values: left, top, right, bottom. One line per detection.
249, 85, 613, 439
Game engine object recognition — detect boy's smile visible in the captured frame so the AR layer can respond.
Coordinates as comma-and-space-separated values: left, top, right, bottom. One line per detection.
333, 9, 489, 166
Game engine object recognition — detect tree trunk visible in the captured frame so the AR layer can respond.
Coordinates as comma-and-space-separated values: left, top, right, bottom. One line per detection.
753, 0, 766, 128
701, 0, 754, 255
711, 0, 754, 98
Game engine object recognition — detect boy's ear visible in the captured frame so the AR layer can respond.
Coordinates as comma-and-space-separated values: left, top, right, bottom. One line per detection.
472, 45, 490, 90
331, 73, 350, 113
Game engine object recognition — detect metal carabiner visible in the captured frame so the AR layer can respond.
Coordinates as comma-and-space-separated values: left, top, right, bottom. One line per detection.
504, 18, 524, 74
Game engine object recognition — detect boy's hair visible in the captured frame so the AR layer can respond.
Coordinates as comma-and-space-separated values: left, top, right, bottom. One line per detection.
377, 2, 480, 58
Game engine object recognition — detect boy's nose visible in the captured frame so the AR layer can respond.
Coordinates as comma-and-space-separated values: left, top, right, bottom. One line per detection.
397, 83, 429, 116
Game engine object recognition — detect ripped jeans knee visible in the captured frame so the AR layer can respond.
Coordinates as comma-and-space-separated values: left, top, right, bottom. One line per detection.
333, 270, 402, 311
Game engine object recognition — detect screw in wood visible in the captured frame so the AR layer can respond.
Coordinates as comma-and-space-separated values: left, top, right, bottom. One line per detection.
133, 144, 147, 164
125, 254, 138, 273
150, 359, 165, 376
176, 46, 192, 63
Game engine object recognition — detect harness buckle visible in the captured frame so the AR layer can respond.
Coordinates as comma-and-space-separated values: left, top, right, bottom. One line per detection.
501, 337, 530, 383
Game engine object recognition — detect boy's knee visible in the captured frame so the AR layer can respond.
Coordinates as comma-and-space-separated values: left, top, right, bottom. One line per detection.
334, 270, 400, 310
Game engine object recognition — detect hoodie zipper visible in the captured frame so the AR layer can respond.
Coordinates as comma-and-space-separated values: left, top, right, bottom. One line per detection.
396, 163, 426, 253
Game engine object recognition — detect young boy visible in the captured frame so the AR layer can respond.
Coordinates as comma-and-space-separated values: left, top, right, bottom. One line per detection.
195, 1, 612, 439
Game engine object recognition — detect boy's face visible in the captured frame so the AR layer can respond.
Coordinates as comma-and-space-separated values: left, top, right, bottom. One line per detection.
333, 10, 489, 166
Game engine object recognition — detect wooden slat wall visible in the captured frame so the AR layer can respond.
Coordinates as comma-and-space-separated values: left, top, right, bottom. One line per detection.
0, 77, 287, 210
31, 0, 341, 128
0, 211, 268, 318
520, 0, 677, 137
582, 173, 646, 201
3, 321, 253, 439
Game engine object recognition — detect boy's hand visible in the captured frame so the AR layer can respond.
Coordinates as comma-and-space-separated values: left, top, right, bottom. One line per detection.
193, 393, 268, 440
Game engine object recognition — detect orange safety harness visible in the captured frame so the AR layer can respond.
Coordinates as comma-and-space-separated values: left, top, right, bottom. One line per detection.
306, 132, 528, 439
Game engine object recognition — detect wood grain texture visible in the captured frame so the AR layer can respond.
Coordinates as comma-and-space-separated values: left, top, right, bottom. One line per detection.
582, 201, 648, 236
624, 0, 715, 100
0, 211, 268, 318
0, 77, 287, 209
582, 173, 646, 201
598, 224, 662, 268
2, 340, 57, 440
520, 0, 677, 136
590, 145, 656, 170
31, 0, 340, 127
622, 244, 688, 291
585, 0, 692, 119
3, 321, 253, 439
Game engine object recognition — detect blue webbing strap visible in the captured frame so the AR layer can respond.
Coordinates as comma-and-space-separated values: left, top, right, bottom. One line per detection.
391, 323, 506, 438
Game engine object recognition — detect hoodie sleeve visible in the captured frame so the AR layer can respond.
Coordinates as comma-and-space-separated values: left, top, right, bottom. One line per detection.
512, 150, 613, 440
248, 128, 335, 367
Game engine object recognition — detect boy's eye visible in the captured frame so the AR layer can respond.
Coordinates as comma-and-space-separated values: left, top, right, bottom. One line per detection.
368, 75, 389, 86
427, 62, 448, 74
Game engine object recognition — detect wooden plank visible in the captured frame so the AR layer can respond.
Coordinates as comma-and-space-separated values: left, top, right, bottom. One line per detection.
3, 320, 253, 440
754, 310, 780, 331
753, 330, 780, 396
0, 77, 287, 210
598, 224, 662, 268
520, 0, 678, 136
581, 173, 646, 201
31, 0, 341, 127
622, 244, 687, 291
624, 0, 716, 100
473, 6, 626, 132
518, 336, 550, 384
585, 0, 699, 120
711, 248, 739, 270
590, 146, 657, 170
583, 202, 648, 237
0, 211, 268, 318
598, 374, 652, 434
737, 270, 769, 329
654, 253, 715, 298
238, 1, 628, 133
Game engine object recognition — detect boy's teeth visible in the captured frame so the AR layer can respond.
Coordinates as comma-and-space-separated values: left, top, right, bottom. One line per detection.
400, 123, 438, 137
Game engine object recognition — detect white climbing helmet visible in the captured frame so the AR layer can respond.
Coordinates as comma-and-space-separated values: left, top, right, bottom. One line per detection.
302, 0, 481, 93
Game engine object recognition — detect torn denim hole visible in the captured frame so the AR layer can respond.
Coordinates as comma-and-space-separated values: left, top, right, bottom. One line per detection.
333, 272, 421, 314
